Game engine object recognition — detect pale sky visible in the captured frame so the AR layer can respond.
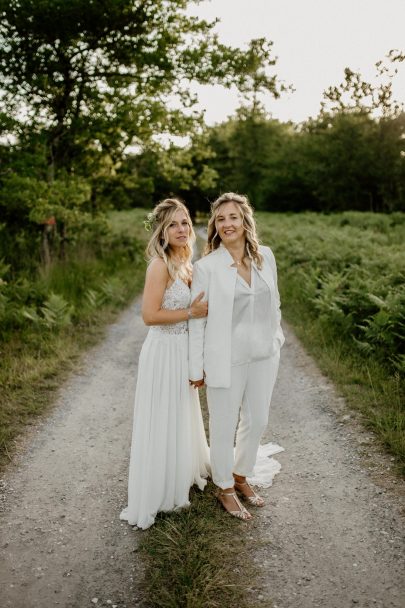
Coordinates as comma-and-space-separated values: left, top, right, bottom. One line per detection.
188, 0, 405, 124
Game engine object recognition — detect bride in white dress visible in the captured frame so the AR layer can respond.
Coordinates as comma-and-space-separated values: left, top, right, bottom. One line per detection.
120, 198, 210, 530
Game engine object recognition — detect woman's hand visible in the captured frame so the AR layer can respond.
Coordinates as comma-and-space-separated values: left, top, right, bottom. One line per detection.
189, 292, 208, 319
189, 378, 205, 389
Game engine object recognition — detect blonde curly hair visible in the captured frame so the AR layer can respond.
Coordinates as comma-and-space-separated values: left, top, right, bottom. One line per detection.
205, 193, 263, 269
145, 198, 195, 282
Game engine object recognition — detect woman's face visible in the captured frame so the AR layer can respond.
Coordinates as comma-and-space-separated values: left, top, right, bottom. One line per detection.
215, 202, 245, 246
167, 209, 191, 250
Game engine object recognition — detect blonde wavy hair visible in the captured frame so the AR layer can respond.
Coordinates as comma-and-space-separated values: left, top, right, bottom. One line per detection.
145, 198, 195, 282
205, 193, 263, 269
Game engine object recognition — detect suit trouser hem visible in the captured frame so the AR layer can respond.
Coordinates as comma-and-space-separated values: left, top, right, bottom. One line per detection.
213, 478, 238, 490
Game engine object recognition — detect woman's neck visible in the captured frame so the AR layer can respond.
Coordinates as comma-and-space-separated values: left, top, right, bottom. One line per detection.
222, 239, 246, 261
169, 245, 186, 260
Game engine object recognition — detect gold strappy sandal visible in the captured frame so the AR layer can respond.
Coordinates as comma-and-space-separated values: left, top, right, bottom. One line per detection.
234, 481, 265, 507
218, 491, 252, 520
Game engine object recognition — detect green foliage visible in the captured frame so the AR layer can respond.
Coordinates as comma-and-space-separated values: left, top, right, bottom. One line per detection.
259, 211, 405, 372
0, 0, 282, 181
174, 105, 404, 213
21, 293, 74, 329
160, 54, 404, 214
0, 0, 285, 272
1, 173, 92, 225
0, 209, 148, 467
0, 211, 145, 341
205, 106, 288, 209
301, 112, 405, 212
140, 483, 256, 608
257, 211, 405, 466
322, 53, 404, 118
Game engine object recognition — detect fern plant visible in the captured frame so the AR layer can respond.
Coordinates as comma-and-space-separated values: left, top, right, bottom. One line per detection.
21, 293, 74, 329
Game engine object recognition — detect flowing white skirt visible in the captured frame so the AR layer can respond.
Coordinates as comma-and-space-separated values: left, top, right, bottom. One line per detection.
120, 330, 210, 530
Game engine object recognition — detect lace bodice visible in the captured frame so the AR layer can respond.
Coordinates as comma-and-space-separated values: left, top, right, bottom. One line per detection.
149, 278, 190, 335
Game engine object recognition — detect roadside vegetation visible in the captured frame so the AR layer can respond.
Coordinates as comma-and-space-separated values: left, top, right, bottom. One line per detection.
0, 208, 148, 468
257, 211, 405, 473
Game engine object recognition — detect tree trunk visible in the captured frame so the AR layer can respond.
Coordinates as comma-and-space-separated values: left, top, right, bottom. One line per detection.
59, 222, 67, 261
41, 225, 52, 269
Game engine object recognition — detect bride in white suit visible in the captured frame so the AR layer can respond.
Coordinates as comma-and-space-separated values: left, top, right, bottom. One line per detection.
189, 193, 284, 520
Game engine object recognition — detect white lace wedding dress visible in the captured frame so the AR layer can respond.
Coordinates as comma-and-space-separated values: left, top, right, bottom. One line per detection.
120, 278, 210, 530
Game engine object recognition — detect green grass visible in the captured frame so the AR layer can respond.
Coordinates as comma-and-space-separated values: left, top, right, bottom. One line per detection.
256, 211, 405, 473
139, 482, 263, 608
0, 208, 149, 468
138, 388, 266, 608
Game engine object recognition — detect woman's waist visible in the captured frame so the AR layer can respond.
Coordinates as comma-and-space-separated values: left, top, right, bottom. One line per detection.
147, 324, 189, 339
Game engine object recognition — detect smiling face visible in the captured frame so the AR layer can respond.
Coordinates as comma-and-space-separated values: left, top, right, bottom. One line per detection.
215, 201, 246, 247
166, 208, 191, 250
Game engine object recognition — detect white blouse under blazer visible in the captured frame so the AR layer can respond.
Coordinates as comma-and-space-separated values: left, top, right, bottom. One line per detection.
231, 267, 273, 366
189, 244, 285, 388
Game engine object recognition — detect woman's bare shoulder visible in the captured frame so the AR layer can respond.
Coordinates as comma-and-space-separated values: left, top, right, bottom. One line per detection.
146, 256, 169, 279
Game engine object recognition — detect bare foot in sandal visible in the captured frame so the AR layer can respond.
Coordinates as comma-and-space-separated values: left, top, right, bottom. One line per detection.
218, 489, 252, 520
234, 474, 265, 507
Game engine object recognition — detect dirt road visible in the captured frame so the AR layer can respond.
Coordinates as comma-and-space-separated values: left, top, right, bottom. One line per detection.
1, 298, 404, 607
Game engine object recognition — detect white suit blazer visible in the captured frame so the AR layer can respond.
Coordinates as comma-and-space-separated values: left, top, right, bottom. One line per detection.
189, 244, 285, 388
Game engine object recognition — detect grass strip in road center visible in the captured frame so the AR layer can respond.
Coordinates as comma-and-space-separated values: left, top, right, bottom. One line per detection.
138, 387, 266, 608
138, 482, 263, 608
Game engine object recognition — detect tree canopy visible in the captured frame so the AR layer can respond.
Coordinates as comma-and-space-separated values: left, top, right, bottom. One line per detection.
0, 0, 282, 179
0, 0, 284, 265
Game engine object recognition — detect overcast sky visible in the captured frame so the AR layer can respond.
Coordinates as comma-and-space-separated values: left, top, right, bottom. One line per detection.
188, 0, 405, 124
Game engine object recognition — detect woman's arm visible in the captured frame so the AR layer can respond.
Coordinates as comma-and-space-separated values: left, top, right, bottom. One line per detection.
142, 258, 206, 326
265, 247, 285, 347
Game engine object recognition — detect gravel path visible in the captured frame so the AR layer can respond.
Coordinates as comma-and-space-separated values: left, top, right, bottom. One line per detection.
0, 298, 404, 608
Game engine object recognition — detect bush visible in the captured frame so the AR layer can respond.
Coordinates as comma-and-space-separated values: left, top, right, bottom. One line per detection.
258, 211, 405, 374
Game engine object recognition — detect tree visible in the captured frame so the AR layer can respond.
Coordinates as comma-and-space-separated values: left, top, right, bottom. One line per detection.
321, 52, 404, 119
319, 51, 405, 211
0, 0, 283, 181
0, 0, 284, 265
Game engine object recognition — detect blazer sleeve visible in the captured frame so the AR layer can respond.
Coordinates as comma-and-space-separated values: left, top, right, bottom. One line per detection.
265, 247, 285, 348
188, 261, 209, 381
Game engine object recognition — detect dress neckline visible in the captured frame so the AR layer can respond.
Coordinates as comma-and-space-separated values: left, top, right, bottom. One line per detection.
166, 277, 190, 292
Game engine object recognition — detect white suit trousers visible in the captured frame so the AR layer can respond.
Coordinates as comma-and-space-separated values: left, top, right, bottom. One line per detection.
206, 352, 280, 489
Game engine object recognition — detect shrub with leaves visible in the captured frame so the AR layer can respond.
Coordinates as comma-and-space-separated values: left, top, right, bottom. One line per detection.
258, 211, 405, 374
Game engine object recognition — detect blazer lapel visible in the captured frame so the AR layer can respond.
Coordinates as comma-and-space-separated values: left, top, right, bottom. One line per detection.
216, 247, 238, 304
